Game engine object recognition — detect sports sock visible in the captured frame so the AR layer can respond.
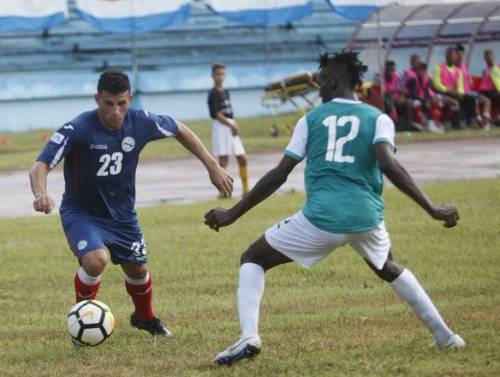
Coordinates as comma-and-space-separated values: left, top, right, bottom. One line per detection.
125, 273, 154, 321
239, 164, 250, 194
238, 263, 265, 339
74, 267, 101, 302
482, 112, 491, 128
391, 269, 454, 344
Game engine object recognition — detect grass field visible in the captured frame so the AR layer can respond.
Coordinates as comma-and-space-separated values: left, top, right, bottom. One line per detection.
0, 179, 499, 377
1, 112, 498, 171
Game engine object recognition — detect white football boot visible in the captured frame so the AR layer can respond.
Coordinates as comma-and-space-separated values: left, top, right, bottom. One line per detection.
430, 334, 466, 349
213, 335, 261, 365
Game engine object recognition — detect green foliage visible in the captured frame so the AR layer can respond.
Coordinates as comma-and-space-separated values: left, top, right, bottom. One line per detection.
0, 179, 499, 376
1, 112, 498, 171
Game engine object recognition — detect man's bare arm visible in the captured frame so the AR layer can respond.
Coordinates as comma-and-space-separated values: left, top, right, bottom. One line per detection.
375, 143, 459, 227
29, 161, 55, 214
215, 112, 239, 135
204, 155, 300, 230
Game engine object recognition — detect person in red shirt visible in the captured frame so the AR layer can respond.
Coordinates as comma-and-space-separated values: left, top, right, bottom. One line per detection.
479, 49, 500, 123
406, 62, 444, 133
382, 60, 412, 130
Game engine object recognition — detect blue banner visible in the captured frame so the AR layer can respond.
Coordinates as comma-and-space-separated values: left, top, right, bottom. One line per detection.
75, 0, 191, 34
205, 0, 313, 26
0, 1, 67, 32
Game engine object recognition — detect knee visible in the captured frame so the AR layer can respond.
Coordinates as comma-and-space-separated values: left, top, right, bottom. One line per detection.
237, 155, 247, 166
240, 248, 257, 266
374, 260, 403, 283
124, 264, 148, 279
81, 251, 108, 276
240, 247, 265, 270
218, 156, 228, 168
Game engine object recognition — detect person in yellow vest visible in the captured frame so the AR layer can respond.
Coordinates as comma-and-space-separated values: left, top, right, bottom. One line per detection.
432, 47, 468, 129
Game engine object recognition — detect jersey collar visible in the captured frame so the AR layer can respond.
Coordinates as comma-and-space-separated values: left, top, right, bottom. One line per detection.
331, 97, 362, 104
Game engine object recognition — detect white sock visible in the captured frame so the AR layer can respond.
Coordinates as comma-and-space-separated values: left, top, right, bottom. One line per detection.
391, 269, 453, 344
77, 266, 101, 285
238, 263, 265, 339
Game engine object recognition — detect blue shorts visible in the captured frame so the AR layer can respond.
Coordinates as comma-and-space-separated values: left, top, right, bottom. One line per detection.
60, 207, 148, 265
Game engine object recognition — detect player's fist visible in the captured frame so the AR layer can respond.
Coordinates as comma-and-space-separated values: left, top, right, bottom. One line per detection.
33, 194, 55, 214
430, 205, 459, 228
204, 207, 236, 232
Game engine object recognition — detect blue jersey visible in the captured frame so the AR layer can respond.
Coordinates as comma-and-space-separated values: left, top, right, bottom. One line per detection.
38, 109, 178, 220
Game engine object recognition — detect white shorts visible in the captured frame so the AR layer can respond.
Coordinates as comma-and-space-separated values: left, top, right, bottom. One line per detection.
212, 120, 246, 157
264, 211, 391, 270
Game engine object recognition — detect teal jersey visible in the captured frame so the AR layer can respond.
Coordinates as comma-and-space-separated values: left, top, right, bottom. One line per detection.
284, 98, 395, 233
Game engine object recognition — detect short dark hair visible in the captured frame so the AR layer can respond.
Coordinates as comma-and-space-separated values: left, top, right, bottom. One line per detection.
385, 60, 396, 68
212, 62, 226, 74
455, 43, 465, 52
319, 49, 367, 89
97, 69, 131, 94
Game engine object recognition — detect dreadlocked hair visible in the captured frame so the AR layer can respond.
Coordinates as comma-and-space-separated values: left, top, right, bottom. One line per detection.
319, 49, 367, 88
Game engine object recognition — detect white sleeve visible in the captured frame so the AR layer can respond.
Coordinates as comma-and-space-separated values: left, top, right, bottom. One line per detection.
373, 113, 395, 149
284, 116, 308, 161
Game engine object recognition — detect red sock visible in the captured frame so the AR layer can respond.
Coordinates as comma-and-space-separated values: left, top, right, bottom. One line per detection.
125, 275, 154, 320
74, 273, 100, 303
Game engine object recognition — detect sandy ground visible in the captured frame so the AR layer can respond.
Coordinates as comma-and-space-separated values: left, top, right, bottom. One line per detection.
1, 137, 499, 218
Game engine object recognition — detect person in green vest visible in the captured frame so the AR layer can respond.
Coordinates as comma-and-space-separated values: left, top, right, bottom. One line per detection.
205, 50, 465, 366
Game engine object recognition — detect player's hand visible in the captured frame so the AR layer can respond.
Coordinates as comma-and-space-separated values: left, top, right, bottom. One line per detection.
446, 88, 461, 99
204, 207, 236, 231
228, 120, 240, 136
33, 194, 55, 214
209, 164, 234, 198
430, 205, 460, 228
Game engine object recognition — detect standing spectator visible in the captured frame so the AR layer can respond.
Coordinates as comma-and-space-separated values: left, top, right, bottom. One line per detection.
479, 49, 500, 123
456, 44, 491, 130
208, 63, 250, 197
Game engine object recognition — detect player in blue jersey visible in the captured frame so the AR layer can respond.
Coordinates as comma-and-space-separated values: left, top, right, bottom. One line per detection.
30, 69, 233, 340
205, 50, 465, 365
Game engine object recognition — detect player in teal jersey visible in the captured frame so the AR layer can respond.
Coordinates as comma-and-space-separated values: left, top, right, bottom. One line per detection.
205, 50, 465, 366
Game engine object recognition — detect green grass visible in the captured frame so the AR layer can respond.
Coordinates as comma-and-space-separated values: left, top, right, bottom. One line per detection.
0, 179, 499, 376
1, 112, 498, 171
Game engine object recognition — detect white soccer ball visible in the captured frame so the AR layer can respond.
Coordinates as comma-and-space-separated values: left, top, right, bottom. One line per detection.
67, 300, 115, 346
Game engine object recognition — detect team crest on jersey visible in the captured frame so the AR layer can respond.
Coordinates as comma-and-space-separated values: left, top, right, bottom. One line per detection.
77, 240, 88, 251
122, 137, 135, 152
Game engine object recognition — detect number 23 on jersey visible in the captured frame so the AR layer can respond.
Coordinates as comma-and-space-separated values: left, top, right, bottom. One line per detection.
97, 152, 123, 176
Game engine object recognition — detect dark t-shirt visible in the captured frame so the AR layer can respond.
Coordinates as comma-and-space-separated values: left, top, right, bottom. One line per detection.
207, 87, 233, 119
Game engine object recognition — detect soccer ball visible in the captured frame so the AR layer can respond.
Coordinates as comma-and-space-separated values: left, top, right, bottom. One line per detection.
67, 300, 115, 346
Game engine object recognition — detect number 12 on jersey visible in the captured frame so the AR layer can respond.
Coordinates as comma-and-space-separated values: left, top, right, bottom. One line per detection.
322, 115, 359, 163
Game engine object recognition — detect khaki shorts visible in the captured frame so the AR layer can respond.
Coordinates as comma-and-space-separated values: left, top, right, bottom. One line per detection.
265, 211, 391, 270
